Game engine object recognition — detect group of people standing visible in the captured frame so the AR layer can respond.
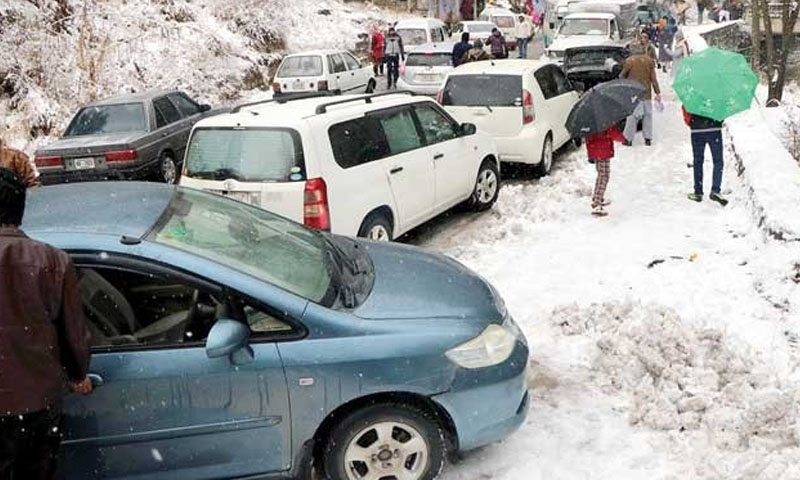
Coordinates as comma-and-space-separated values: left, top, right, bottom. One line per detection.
369, 26, 406, 89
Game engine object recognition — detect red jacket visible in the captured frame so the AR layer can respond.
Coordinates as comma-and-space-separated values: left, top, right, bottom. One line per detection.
371, 32, 384, 60
586, 126, 626, 160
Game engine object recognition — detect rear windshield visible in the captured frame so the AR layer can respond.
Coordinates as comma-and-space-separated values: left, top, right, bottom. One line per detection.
397, 28, 428, 46
185, 128, 304, 182
441, 74, 522, 107
65, 103, 146, 136
493, 16, 515, 28
277, 56, 323, 77
559, 18, 609, 35
406, 53, 452, 67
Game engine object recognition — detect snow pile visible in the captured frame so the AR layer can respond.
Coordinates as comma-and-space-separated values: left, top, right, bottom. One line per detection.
551, 302, 800, 479
0, 0, 390, 152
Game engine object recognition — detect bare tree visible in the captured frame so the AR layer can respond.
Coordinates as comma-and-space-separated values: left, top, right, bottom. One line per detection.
756, 0, 799, 104
76, 0, 110, 101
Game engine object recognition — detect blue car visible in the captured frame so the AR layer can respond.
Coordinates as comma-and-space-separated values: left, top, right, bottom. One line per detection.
23, 182, 529, 480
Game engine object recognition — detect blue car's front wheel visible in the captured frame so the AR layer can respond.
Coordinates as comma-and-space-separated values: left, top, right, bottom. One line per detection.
322, 403, 446, 480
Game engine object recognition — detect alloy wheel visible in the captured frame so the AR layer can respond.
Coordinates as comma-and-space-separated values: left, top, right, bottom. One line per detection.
161, 156, 177, 184
476, 168, 498, 205
344, 421, 429, 480
367, 224, 391, 242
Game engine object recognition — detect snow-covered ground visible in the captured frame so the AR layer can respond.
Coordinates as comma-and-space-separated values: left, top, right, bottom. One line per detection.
408, 70, 800, 479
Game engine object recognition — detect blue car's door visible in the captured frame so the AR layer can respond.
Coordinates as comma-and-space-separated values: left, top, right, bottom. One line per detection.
58, 259, 292, 480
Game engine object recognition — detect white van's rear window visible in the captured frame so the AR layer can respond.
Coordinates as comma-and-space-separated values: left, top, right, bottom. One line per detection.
277, 56, 323, 77
493, 16, 515, 28
397, 29, 428, 46
186, 128, 304, 182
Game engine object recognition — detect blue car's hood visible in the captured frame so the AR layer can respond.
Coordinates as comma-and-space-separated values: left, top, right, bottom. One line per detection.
354, 241, 504, 322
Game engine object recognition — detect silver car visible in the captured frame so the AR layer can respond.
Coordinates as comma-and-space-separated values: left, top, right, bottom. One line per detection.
396, 42, 456, 96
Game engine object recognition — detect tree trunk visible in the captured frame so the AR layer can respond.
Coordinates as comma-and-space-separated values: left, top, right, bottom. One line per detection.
772, 0, 799, 102
759, 0, 777, 104
751, 0, 760, 70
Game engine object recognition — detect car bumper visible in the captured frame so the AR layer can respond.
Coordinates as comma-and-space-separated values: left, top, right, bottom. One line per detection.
494, 130, 547, 165
39, 158, 160, 185
432, 340, 529, 451
396, 78, 442, 96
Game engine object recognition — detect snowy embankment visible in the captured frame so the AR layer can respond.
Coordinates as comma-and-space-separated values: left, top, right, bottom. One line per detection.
0, 0, 393, 153
684, 25, 800, 242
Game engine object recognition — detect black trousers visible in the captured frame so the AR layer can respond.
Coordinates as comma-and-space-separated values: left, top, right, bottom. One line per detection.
0, 409, 62, 480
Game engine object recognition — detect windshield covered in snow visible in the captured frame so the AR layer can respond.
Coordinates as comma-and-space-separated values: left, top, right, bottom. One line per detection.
185, 128, 304, 182
149, 188, 334, 304
397, 28, 428, 46
441, 75, 522, 107
277, 55, 323, 77
64, 103, 147, 136
406, 53, 452, 67
559, 18, 610, 36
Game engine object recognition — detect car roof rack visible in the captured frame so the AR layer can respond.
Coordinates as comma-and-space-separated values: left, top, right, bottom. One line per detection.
231, 91, 336, 113
314, 90, 417, 115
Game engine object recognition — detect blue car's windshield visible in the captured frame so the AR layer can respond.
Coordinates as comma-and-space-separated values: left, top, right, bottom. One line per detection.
148, 188, 335, 305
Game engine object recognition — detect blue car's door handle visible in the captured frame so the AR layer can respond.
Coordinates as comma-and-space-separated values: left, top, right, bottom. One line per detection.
87, 373, 104, 387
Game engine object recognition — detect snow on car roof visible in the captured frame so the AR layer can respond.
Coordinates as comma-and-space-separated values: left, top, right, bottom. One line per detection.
88, 89, 177, 107
563, 12, 617, 19
395, 17, 446, 28
282, 49, 351, 58
407, 42, 458, 54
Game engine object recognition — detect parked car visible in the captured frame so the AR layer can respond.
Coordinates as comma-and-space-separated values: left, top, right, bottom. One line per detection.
439, 60, 580, 175
34, 90, 221, 185
179, 91, 501, 241
635, 3, 671, 25
24, 181, 530, 480
478, 6, 518, 49
272, 49, 376, 96
449, 20, 498, 43
397, 42, 456, 95
394, 18, 449, 48
563, 45, 629, 89
546, 12, 626, 64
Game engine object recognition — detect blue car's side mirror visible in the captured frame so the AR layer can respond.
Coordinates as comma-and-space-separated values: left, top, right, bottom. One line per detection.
206, 319, 254, 365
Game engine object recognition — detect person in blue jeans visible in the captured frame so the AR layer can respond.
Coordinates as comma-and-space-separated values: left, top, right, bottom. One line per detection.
682, 106, 728, 205
383, 27, 405, 89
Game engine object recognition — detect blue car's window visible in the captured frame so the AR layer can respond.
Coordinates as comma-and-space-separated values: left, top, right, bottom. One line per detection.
64, 103, 147, 136
149, 188, 334, 304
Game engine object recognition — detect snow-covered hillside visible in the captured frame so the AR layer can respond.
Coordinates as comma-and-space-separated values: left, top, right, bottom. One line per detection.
0, 0, 394, 152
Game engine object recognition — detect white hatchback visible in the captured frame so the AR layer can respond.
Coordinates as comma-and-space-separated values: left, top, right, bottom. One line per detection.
272, 49, 376, 96
397, 42, 456, 96
180, 92, 501, 241
439, 60, 580, 174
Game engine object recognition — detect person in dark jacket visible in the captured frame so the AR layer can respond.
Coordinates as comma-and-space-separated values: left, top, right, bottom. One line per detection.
383, 27, 405, 89
488, 28, 507, 59
0, 167, 92, 480
461, 38, 491, 64
682, 106, 727, 205
586, 125, 627, 216
452, 32, 472, 67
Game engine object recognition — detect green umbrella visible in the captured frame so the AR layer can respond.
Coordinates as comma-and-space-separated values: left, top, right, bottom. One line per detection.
672, 47, 758, 122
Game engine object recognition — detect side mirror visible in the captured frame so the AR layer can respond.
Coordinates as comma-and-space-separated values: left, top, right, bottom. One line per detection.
572, 81, 585, 93
199, 104, 212, 112
460, 123, 477, 136
549, 22, 555, 30
206, 319, 254, 365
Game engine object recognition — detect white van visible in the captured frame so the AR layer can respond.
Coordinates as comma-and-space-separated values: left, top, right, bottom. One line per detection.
478, 7, 518, 49
439, 60, 580, 175
394, 18, 449, 48
272, 50, 376, 95
180, 92, 500, 241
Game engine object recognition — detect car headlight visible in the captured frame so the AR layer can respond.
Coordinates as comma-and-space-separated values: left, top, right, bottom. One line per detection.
446, 321, 519, 369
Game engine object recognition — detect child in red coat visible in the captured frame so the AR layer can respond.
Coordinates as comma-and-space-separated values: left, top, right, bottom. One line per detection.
586, 125, 626, 216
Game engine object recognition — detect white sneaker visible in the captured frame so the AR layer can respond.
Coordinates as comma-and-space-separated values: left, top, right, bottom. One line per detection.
591, 205, 608, 217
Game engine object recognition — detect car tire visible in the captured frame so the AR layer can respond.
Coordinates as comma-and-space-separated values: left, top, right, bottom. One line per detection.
466, 159, 500, 211
366, 79, 376, 94
358, 212, 393, 242
322, 403, 446, 480
534, 134, 553, 177
155, 152, 178, 184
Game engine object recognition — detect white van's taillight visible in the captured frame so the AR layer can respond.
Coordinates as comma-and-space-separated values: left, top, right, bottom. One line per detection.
304, 178, 330, 231
523, 89, 535, 125
318, 80, 329, 91
272, 82, 282, 93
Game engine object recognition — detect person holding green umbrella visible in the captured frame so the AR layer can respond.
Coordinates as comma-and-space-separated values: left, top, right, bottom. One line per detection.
673, 47, 758, 206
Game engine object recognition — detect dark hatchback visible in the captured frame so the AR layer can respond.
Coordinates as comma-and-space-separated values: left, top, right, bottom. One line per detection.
34, 90, 225, 185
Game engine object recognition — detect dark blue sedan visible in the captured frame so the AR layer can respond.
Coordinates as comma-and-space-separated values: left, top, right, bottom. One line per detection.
23, 182, 529, 480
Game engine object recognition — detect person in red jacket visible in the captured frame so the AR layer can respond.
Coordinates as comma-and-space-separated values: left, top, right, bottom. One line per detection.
586, 125, 627, 216
370, 26, 385, 77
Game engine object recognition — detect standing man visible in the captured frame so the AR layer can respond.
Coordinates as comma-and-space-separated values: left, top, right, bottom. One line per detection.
0, 167, 92, 480
0, 136, 40, 188
683, 107, 728, 205
488, 27, 508, 59
620, 43, 661, 146
515, 14, 534, 59
383, 27, 404, 90
452, 32, 472, 67
370, 26, 385, 77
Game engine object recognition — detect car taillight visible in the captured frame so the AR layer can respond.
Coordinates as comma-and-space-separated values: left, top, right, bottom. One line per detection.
523, 89, 535, 125
436, 89, 444, 104
318, 80, 329, 91
272, 82, 282, 93
105, 149, 138, 163
304, 178, 330, 231
399, 63, 406, 76
34, 155, 63, 168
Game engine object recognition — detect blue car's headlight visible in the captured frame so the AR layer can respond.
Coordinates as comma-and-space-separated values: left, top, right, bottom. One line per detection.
445, 323, 517, 369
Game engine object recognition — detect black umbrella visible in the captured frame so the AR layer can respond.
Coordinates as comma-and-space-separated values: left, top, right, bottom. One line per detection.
566, 79, 647, 137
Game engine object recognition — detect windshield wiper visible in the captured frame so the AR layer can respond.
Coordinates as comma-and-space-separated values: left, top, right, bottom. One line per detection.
484, 105, 493, 112
324, 236, 361, 274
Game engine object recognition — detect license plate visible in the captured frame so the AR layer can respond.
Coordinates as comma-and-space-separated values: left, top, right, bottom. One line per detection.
292, 79, 305, 90
73, 157, 95, 170
417, 74, 440, 82
224, 191, 258, 205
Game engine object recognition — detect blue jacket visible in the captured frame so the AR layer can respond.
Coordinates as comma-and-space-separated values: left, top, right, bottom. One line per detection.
452, 41, 471, 66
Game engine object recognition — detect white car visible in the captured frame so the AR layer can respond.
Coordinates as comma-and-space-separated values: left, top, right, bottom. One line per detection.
394, 18, 449, 48
545, 13, 625, 64
439, 60, 580, 175
449, 20, 497, 43
180, 92, 501, 241
397, 42, 456, 96
272, 49, 376, 96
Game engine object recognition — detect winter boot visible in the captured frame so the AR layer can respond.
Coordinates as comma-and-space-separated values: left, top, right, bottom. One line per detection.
645, 139, 652, 146
687, 193, 703, 202
591, 205, 608, 217
710, 192, 729, 206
